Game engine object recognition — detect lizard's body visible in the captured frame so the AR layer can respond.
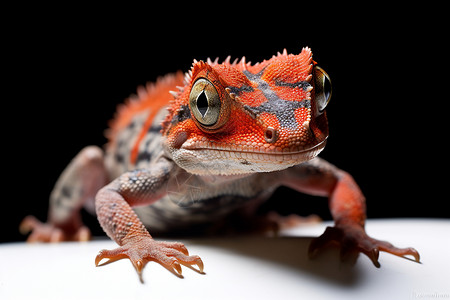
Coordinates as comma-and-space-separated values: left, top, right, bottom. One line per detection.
22, 48, 419, 282
103, 89, 271, 233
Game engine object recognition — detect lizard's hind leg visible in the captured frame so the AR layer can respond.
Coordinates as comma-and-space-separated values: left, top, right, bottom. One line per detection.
21, 146, 108, 242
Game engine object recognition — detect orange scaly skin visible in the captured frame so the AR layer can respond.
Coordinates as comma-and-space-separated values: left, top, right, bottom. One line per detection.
21, 47, 420, 283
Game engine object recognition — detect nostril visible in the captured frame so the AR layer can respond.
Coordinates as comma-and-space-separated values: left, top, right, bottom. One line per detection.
264, 127, 278, 143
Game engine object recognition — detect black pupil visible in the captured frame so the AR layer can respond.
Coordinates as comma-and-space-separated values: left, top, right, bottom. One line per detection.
323, 77, 331, 100
197, 91, 208, 116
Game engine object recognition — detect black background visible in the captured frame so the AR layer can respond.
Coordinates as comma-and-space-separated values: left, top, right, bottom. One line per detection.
3, 9, 447, 243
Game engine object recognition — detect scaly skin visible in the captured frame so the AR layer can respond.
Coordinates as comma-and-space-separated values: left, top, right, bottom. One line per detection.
21, 47, 419, 283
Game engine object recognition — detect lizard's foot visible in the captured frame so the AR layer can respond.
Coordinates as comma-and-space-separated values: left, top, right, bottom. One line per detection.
20, 215, 90, 242
95, 237, 204, 283
308, 223, 420, 267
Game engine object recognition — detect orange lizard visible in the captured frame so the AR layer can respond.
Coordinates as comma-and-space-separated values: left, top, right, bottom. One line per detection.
21, 47, 420, 282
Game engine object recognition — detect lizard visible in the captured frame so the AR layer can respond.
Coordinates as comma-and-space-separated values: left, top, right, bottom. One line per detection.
21, 47, 420, 282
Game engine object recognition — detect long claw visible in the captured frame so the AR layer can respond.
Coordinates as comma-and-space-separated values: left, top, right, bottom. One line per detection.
196, 257, 204, 273
95, 253, 103, 267
408, 248, 421, 263
172, 261, 182, 275
366, 248, 380, 268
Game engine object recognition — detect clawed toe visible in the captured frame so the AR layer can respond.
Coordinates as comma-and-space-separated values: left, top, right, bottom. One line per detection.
375, 240, 420, 263
95, 248, 128, 266
175, 255, 204, 274
157, 241, 190, 256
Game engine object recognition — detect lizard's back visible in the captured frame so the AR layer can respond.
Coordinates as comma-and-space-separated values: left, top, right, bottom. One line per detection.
105, 72, 185, 179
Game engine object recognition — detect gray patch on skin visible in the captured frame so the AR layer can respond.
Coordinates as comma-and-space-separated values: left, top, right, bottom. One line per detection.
242, 69, 310, 129
244, 99, 310, 129
274, 78, 312, 91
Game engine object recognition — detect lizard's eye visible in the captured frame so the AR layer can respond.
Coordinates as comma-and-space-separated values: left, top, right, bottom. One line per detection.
314, 66, 332, 112
189, 78, 221, 127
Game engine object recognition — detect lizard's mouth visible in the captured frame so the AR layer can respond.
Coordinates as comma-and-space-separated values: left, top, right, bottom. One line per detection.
185, 138, 326, 161
171, 138, 327, 175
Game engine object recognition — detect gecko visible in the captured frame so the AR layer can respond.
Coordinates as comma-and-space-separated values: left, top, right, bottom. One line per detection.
21, 47, 420, 282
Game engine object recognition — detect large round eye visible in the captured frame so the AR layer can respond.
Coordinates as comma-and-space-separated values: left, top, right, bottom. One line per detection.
189, 78, 221, 126
314, 66, 332, 112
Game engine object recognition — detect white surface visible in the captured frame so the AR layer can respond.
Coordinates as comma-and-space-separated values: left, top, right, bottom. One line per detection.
1, 219, 449, 300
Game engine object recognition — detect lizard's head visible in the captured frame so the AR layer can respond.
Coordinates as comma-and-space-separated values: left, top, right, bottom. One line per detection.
162, 47, 331, 175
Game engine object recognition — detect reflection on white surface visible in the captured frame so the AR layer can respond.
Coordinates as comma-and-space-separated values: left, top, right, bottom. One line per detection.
1, 219, 449, 300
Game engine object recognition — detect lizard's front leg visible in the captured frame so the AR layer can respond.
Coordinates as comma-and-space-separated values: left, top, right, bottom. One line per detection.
281, 158, 420, 267
94, 158, 203, 283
